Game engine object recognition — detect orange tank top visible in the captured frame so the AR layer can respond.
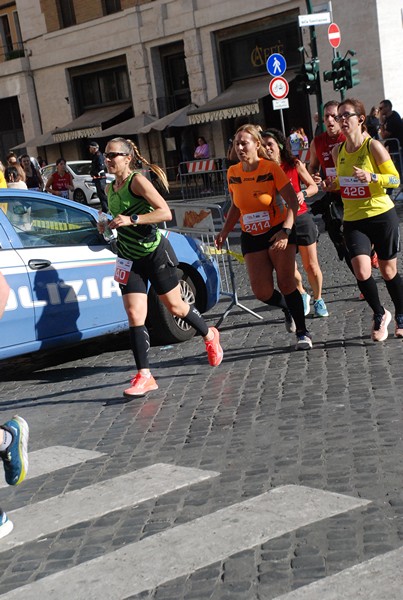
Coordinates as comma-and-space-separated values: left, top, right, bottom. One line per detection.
228, 158, 290, 235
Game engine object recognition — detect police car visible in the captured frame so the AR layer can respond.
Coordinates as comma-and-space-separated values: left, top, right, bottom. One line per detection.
0, 189, 220, 360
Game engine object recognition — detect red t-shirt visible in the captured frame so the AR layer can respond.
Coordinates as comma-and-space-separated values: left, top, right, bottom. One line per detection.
281, 161, 308, 216
314, 131, 345, 179
51, 172, 72, 191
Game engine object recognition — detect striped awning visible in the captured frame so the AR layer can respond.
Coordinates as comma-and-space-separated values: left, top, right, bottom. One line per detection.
188, 77, 271, 124
52, 103, 132, 143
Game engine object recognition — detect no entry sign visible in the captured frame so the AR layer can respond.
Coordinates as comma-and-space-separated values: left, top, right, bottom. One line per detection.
328, 22, 341, 48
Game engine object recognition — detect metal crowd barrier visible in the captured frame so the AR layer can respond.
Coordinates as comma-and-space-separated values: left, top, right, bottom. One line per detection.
164, 201, 262, 327
178, 158, 230, 201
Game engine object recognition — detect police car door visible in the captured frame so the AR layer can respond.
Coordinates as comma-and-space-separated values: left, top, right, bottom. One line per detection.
0, 210, 36, 358
1, 193, 127, 350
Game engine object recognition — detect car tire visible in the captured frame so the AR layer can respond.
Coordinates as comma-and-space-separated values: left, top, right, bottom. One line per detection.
74, 188, 88, 204
147, 268, 199, 345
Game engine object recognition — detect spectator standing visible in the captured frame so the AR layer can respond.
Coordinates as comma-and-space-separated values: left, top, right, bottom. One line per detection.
287, 128, 303, 156
6, 152, 25, 182
45, 158, 74, 198
20, 154, 43, 191
4, 166, 27, 189
88, 141, 108, 212
194, 136, 210, 159
379, 99, 403, 176
366, 106, 380, 139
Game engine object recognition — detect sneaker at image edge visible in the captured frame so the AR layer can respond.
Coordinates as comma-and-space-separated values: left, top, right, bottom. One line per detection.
0, 415, 29, 486
395, 314, 403, 338
295, 332, 313, 351
301, 293, 311, 316
0, 511, 13, 540
314, 298, 329, 318
283, 309, 296, 333
205, 327, 223, 367
371, 309, 391, 342
123, 373, 158, 397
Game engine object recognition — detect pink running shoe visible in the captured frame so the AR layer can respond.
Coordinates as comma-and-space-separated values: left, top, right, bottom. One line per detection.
205, 327, 223, 367
371, 309, 391, 342
123, 373, 158, 397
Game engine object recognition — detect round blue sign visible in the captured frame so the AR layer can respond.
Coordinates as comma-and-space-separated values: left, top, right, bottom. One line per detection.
266, 53, 287, 77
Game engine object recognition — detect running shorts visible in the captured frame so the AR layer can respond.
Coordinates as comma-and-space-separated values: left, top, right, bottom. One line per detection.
343, 208, 400, 260
295, 212, 319, 246
241, 222, 297, 255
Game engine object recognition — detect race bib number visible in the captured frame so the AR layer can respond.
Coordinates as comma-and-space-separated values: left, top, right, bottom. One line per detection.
114, 257, 133, 285
325, 167, 337, 181
339, 176, 371, 200
242, 211, 270, 235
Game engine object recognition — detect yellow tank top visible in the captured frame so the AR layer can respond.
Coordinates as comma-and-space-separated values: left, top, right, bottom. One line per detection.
337, 137, 394, 221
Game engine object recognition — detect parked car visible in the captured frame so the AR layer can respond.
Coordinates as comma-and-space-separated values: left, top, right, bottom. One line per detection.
41, 161, 114, 205
0, 189, 221, 360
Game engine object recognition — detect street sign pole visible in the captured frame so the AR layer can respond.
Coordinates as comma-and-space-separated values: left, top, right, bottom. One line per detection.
306, 0, 324, 132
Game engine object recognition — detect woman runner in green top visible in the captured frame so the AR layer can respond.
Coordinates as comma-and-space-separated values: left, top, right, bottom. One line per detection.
99, 137, 223, 397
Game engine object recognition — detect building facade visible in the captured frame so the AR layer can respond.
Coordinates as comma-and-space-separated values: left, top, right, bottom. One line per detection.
0, 0, 402, 177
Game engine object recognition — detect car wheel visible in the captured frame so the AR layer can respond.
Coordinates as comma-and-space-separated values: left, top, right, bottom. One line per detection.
73, 188, 88, 204
147, 269, 199, 345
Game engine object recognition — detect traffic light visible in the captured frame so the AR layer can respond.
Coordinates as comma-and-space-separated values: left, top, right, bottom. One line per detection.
332, 56, 348, 91
345, 57, 360, 89
297, 59, 319, 95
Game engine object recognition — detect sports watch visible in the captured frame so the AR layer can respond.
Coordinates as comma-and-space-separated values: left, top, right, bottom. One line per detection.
130, 214, 139, 226
370, 173, 378, 183
282, 227, 292, 236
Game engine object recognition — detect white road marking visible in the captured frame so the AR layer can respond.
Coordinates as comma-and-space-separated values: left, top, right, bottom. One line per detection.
4, 463, 219, 550
0, 446, 104, 490
1, 485, 370, 599
275, 545, 403, 600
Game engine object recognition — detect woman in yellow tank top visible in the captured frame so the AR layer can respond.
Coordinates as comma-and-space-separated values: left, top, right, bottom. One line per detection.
328, 98, 402, 342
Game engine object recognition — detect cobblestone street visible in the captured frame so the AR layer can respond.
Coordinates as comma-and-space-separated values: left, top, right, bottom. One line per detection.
1, 205, 403, 599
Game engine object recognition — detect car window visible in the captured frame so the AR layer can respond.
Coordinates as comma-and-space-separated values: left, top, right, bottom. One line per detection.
68, 162, 91, 176
3, 196, 103, 247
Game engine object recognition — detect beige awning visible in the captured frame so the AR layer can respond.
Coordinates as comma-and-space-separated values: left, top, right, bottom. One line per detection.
11, 131, 57, 151
188, 78, 271, 124
98, 113, 157, 137
139, 104, 197, 133
52, 103, 132, 143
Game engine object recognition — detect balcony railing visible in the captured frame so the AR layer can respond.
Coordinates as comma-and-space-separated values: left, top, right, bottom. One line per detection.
0, 42, 25, 63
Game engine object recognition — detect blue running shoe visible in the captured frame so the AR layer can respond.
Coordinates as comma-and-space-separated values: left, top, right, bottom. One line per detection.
0, 510, 13, 539
301, 293, 311, 316
314, 298, 329, 317
0, 416, 29, 486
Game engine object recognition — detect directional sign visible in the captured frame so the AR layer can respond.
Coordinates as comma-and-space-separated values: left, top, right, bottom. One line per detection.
269, 76, 289, 100
298, 12, 331, 27
266, 53, 287, 77
328, 22, 341, 48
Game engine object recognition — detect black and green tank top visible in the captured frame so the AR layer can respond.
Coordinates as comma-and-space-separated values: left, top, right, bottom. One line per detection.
107, 172, 161, 260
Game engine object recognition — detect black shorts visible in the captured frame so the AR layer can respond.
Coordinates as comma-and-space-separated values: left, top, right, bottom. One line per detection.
241, 222, 297, 255
295, 212, 319, 246
120, 235, 179, 296
343, 208, 400, 260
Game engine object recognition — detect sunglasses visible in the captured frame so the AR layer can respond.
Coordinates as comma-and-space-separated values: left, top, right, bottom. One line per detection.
103, 152, 130, 160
